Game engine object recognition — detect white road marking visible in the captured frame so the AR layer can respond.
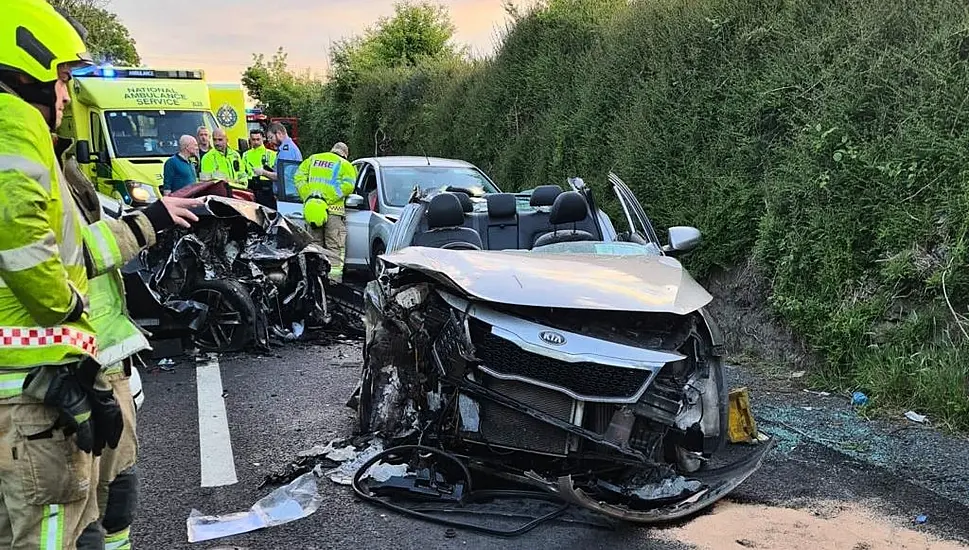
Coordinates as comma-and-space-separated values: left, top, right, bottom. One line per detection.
196, 356, 238, 487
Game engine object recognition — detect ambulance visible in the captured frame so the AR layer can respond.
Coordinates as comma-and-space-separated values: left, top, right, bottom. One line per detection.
59, 65, 249, 204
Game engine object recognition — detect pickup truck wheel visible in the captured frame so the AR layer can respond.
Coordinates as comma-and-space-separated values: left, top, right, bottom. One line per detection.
189, 280, 257, 352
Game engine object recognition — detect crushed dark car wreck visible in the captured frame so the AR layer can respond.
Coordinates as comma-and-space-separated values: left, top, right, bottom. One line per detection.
120, 195, 333, 352
339, 176, 773, 529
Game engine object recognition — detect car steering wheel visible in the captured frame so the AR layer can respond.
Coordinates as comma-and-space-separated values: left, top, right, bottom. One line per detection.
440, 241, 481, 251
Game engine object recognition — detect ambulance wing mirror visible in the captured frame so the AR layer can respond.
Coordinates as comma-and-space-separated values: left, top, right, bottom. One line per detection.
75, 140, 92, 164
238, 138, 249, 154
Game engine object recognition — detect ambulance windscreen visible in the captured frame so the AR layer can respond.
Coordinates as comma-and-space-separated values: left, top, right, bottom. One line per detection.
105, 109, 219, 158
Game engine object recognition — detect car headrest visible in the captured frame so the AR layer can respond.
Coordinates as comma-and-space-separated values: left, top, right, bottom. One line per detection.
427, 192, 466, 229
549, 191, 589, 225
529, 185, 563, 207
450, 191, 473, 213
486, 193, 517, 218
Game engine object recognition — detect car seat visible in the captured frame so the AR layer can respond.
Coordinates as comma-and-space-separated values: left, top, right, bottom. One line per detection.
414, 193, 483, 250
451, 191, 474, 213
533, 191, 597, 248
529, 185, 562, 208
485, 193, 519, 250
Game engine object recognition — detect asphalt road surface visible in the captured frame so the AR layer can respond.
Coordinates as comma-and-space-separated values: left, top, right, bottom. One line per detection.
130, 340, 969, 550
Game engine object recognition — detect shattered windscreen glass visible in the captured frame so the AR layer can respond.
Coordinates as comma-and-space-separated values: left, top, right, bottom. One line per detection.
382, 166, 500, 207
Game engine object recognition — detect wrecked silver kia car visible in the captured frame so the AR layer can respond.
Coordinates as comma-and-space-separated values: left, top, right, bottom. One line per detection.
350, 174, 772, 525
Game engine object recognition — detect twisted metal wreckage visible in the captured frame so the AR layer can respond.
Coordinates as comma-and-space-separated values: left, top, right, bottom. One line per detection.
118, 195, 347, 352
269, 242, 773, 535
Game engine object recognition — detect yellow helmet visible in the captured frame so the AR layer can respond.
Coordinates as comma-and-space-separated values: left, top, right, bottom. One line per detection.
0, 0, 93, 84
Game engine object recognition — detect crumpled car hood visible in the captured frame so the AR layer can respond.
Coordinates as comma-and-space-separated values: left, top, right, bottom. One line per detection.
380, 246, 712, 315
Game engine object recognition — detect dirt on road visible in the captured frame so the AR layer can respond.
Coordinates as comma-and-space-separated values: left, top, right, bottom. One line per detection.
660, 500, 966, 549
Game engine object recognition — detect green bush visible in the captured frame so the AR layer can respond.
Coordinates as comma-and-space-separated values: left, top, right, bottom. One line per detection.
264, 0, 969, 429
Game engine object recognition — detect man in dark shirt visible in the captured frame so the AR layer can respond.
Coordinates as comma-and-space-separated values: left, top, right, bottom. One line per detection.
162, 135, 199, 195
193, 126, 212, 175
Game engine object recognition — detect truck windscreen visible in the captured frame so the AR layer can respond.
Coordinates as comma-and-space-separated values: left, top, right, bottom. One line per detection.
105, 110, 219, 158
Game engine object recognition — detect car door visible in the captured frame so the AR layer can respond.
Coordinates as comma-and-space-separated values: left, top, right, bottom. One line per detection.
607, 172, 664, 252
274, 159, 305, 227
344, 161, 374, 271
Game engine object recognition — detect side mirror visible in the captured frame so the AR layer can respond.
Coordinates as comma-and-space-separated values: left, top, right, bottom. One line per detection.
238, 138, 249, 153
75, 140, 91, 164
345, 193, 364, 209
666, 226, 701, 252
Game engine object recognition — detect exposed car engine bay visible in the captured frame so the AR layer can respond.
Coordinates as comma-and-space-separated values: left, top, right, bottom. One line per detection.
346, 252, 771, 527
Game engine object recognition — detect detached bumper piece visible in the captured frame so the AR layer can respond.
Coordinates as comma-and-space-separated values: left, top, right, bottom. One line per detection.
551, 437, 774, 523
348, 437, 773, 536
351, 445, 573, 538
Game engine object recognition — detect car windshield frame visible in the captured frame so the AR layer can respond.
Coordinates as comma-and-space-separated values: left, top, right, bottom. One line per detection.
380, 165, 500, 208
527, 241, 664, 256
104, 109, 219, 159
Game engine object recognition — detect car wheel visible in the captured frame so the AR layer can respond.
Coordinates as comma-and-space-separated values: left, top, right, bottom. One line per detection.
189, 280, 257, 353
369, 241, 385, 279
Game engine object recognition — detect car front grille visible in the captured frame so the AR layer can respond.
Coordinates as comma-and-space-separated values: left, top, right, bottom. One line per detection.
466, 375, 575, 455
469, 319, 651, 402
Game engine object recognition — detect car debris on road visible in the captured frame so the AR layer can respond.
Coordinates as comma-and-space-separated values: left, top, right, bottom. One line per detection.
187, 471, 323, 543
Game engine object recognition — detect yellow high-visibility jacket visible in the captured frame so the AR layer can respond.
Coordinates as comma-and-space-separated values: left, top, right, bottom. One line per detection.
293, 152, 356, 226
0, 94, 156, 393
200, 146, 251, 189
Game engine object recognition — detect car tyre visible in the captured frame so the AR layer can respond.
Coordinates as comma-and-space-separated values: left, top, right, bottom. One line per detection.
189, 279, 257, 353
369, 240, 385, 279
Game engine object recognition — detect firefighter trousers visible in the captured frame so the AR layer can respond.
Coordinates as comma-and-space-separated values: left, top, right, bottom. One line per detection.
76, 371, 138, 550
0, 394, 101, 550
309, 214, 347, 283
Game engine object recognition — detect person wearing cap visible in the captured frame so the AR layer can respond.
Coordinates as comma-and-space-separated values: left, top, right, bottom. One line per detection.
292, 142, 357, 283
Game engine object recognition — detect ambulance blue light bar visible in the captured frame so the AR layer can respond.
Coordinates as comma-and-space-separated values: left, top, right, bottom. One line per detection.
72, 66, 205, 80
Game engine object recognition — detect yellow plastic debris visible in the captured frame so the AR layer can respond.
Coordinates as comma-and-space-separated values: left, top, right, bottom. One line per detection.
727, 387, 759, 443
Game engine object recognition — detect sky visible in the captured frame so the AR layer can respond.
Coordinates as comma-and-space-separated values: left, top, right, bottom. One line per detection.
108, 0, 531, 85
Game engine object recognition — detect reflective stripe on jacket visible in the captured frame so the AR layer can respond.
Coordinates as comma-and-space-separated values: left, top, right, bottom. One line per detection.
0, 94, 98, 371
87, 271, 148, 371
63, 158, 152, 375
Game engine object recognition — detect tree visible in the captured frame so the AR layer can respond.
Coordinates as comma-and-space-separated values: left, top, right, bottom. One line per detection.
242, 48, 323, 115
329, 1, 464, 87
47, 0, 141, 65
241, 2, 466, 151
